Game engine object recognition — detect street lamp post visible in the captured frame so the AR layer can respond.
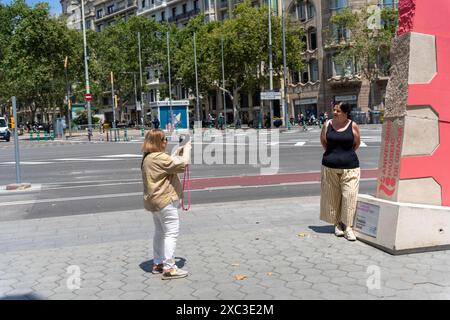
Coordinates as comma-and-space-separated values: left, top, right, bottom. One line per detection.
138, 32, 145, 127
166, 31, 174, 131
80, 0, 92, 141
281, 0, 290, 130
221, 36, 227, 129
193, 32, 201, 124
268, 0, 274, 129
64, 56, 72, 138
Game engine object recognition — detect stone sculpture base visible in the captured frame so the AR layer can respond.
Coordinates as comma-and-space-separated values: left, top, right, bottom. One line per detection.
354, 194, 450, 255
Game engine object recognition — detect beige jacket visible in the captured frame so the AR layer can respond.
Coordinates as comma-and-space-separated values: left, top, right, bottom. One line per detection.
141, 151, 188, 212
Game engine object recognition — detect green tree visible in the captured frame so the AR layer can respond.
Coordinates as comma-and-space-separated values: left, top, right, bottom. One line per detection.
172, 2, 304, 124
0, 0, 83, 122
328, 5, 398, 108
91, 16, 166, 122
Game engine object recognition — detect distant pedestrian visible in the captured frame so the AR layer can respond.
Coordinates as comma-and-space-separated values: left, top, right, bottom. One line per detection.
320, 102, 361, 241
218, 112, 224, 130
152, 117, 160, 129
141, 129, 192, 279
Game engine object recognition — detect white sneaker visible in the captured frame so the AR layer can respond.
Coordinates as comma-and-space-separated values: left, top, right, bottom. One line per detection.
344, 228, 357, 241
162, 267, 189, 280
335, 224, 344, 237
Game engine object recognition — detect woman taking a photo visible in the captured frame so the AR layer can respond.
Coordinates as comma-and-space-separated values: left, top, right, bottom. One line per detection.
141, 129, 192, 279
320, 102, 361, 241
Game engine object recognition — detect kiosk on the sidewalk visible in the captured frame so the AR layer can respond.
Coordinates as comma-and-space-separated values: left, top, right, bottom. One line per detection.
150, 100, 190, 131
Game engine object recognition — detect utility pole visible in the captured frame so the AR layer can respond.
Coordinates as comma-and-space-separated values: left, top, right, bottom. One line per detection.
12, 96, 21, 184
221, 36, 227, 128
64, 56, 72, 137
166, 31, 174, 131
281, 0, 290, 130
193, 32, 201, 123
268, 0, 274, 129
110, 71, 117, 129
80, 0, 92, 140
133, 72, 138, 125
138, 32, 145, 127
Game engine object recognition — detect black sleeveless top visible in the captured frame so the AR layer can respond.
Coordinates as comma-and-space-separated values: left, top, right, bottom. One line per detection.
322, 120, 359, 169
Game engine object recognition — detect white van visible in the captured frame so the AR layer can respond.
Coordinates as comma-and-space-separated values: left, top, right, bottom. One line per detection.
0, 117, 11, 142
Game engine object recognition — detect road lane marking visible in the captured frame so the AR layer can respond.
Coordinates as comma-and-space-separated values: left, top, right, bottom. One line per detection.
0, 178, 378, 207
100, 154, 142, 158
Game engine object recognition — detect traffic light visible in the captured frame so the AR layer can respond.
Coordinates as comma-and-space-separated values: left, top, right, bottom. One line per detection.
10, 117, 15, 129
114, 95, 119, 108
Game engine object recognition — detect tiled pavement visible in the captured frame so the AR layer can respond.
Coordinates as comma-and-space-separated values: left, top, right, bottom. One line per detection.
0, 196, 449, 300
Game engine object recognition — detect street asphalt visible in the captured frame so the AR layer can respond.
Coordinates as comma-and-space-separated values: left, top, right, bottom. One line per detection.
0, 125, 381, 221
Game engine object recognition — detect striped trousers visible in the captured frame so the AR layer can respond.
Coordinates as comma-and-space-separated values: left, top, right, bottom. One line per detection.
320, 165, 360, 227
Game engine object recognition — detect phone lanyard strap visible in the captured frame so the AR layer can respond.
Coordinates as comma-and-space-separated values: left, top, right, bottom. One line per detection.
180, 165, 190, 211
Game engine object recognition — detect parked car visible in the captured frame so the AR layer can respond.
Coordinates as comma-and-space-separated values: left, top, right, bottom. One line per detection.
0, 117, 11, 142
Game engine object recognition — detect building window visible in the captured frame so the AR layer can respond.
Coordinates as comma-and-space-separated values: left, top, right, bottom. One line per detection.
96, 24, 103, 32
299, 3, 306, 21
128, 0, 133, 6
301, 67, 309, 83
194, 0, 198, 10
96, 9, 103, 18
142, 0, 146, 8
332, 56, 354, 77
382, 0, 398, 8
310, 60, 319, 82
291, 71, 300, 84
221, 11, 228, 20
307, 1, 315, 18
172, 7, 176, 18
151, 14, 156, 20
107, 5, 115, 14
334, 24, 349, 42
86, 20, 92, 29
161, 11, 165, 21
309, 30, 317, 50
182, 3, 187, 14
331, 0, 348, 10
203, 0, 209, 11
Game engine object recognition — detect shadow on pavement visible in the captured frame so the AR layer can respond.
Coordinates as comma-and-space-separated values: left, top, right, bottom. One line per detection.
139, 257, 187, 273
0, 293, 43, 300
308, 225, 334, 234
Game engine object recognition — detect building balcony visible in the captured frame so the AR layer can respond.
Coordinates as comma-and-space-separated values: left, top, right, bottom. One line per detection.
288, 80, 321, 95
219, 1, 229, 9
137, 0, 167, 15
95, 4, 138, 22
327, 74, 362, 87
168, 8, 200, 22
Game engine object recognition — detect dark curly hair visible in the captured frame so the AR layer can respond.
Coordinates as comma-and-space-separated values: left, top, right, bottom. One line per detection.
337, 102, 352, 119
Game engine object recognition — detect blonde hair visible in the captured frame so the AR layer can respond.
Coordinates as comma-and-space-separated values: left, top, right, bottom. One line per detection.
141, 129, 167, 154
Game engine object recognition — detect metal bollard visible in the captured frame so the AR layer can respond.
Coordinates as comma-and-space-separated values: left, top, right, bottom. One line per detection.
124, 128, 128, 141
29, 132, 33, 141
141, 127, 144, 137
44, 131, 48, 141
37, 131, 41, 141
50, 130, 55, 141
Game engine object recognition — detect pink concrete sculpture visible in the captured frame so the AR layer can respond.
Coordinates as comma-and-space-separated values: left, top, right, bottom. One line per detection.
377, 0, 450, 207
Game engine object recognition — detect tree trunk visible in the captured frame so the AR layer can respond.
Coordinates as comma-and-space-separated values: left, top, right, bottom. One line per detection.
232, 86, 240, 126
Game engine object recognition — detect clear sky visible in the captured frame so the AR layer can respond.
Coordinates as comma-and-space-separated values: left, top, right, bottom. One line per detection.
1, 0, 62, 16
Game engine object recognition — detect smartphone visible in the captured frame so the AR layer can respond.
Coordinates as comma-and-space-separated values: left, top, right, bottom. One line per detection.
179, 134, 191, 147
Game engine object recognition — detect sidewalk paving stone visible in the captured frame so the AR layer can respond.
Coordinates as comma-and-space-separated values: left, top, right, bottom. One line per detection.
0, 196, 449, 300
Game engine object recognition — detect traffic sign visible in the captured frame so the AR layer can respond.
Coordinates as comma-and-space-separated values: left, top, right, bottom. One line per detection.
261, 91, 281, 100
85, 93, 93, 101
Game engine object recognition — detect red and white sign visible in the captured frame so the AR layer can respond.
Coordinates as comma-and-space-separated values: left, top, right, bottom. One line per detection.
84, 93, 93, 101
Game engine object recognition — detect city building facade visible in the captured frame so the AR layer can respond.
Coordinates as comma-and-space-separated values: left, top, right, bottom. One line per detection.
286, 0, 398, 122
61, 0, 398, 126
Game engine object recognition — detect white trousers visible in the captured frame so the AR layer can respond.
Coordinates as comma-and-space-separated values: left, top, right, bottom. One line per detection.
152, 201, 179, 269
